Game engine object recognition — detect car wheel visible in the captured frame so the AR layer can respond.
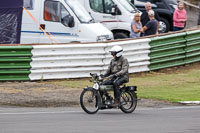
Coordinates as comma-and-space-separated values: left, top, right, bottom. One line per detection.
159, 18, 170, 33
113, 32, 129, 39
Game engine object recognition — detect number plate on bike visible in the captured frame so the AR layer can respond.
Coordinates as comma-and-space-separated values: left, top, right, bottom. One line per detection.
93, 83, 99, 90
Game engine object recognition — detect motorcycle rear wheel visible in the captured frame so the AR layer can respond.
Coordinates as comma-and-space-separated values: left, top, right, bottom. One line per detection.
120, 91, 137, 113
80, 89, 99, 114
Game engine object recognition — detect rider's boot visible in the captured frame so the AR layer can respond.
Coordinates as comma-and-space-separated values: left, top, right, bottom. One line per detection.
111, 99, 120, 107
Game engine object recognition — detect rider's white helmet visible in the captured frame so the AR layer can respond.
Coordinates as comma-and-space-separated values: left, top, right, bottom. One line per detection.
109, 46, 123, 57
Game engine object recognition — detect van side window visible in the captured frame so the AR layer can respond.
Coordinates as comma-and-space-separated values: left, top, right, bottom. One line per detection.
89, 0, 104, 13
44, 1, 72, 27
60, 4, 72, 27
24, 0, 33, 10
89, 0, 114, 14
104, 0, 115, 14
61, 4, 70, 21
44, 1, 60, 22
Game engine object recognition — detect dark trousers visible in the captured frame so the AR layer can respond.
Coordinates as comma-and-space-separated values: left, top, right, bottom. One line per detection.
173, 26, 184, 31
102, 77, 128, 101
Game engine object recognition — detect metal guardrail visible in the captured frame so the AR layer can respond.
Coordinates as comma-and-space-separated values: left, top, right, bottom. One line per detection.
0, 46, 32, 81
29, 43, 107, 80
149, 32, 187, 70
29, 39, 151, 80
185, 30, 200, 63
0, 29, 200, 81
149, 30, 200, 71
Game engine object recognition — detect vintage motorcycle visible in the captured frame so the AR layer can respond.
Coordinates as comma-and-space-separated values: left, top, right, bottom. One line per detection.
80, 73, 137, 114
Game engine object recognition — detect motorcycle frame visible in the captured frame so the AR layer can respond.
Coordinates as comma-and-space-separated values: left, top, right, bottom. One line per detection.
83, 84, 137, 109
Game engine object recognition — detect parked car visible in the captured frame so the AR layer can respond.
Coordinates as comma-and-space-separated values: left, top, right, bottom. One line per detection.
130, 0, 177, 33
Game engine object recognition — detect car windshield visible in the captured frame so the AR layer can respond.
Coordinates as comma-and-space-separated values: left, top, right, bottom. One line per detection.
64, 0, 93, 23
126, 0, 140, 12
166, 0, 177, 5
117, 0, 137, 13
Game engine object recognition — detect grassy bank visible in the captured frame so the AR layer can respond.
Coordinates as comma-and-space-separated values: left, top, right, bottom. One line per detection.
54, 63, 200, 103
129, 69, 200, 102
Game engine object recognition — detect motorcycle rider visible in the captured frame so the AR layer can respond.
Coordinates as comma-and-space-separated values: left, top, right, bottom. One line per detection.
102, 45, 129, 107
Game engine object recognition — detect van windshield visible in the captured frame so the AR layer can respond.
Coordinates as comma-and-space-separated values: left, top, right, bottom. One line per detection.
117, 0, 137, 13
65, 0, 93, 23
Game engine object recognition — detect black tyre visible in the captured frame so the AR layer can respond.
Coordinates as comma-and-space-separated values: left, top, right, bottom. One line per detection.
159, 18, 170, 33
80, 89, 99, 114
114, 32, 128, 39
120, 91, 137, 113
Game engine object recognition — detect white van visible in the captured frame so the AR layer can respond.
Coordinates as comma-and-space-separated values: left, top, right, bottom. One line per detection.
21, 0, 113, 44
78, 0, 140, 39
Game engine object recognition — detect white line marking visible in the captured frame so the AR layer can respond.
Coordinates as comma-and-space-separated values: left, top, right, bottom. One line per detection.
138, 106, 200, 111
179, 101, 200, 104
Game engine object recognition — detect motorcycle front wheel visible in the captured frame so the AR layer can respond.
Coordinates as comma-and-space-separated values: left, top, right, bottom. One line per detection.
120, 91, 137, 113
80, 89, 99, 114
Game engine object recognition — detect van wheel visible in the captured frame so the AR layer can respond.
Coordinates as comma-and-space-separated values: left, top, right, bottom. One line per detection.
159, 18, 170, 33
114, 32, 128, 39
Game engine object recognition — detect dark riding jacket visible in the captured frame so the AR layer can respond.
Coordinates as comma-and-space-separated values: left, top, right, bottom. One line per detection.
104, 56, 129, 81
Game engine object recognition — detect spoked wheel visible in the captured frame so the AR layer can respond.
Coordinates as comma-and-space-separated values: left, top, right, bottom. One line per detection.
80, 89, 99, 114
120, 91, 137, 113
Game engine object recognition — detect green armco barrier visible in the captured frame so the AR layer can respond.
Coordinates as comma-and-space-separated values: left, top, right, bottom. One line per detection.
149, 32, 187, 70
149, 59, 186, 70
0, 46, 32, 57
0, 46, 33, 81
185, 30, 200, 64
0, 71, 31, 81
150, 32, 186, 47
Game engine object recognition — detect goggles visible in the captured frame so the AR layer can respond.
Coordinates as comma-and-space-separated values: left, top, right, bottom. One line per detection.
111, 52, 117, 56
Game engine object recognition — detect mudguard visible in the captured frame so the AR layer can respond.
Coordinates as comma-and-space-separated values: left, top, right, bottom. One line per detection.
125, 86, 137, 92
84, 87, 95, 91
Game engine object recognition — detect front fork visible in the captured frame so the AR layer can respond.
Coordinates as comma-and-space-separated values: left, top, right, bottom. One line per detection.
95, 90, 105, 109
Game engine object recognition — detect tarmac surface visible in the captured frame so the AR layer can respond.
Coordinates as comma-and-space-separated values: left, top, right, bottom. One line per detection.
0, 106, 200, 133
